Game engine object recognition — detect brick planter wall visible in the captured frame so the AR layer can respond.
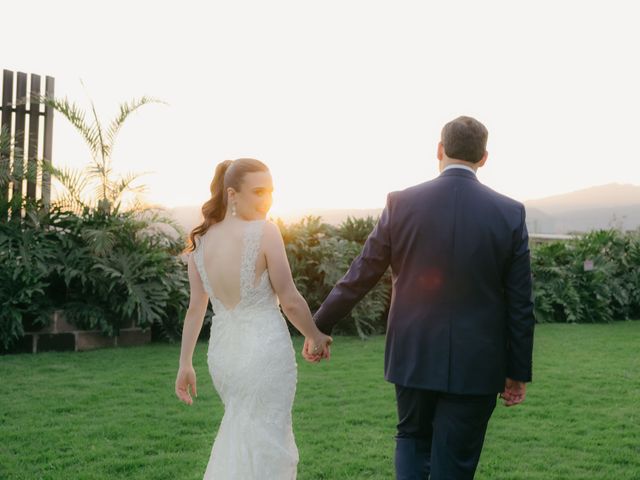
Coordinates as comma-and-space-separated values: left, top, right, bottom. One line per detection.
21, 311, 151, 353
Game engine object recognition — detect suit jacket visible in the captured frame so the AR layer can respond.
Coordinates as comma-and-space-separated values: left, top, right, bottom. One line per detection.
313, 168, 535, 395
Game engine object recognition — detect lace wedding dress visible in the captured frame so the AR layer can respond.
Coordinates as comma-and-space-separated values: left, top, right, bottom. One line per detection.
193, 220, 298, 479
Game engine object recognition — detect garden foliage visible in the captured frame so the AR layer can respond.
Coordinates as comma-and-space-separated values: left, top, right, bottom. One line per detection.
2, 202, 639, 352
0, 200, 189, 351
532, 230, 640, 323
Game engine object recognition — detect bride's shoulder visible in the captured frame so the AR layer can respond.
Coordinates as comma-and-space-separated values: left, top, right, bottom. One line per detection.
261, 220, 284, 244
262, 219, 281, 234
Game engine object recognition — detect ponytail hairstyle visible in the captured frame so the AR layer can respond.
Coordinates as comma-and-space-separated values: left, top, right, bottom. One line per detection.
186, 158, 269, 252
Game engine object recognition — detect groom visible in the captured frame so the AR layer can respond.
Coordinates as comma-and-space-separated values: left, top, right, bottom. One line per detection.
305, 116, 535, 479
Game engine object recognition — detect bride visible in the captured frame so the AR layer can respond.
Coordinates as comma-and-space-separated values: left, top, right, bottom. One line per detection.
174, 158, 332, 479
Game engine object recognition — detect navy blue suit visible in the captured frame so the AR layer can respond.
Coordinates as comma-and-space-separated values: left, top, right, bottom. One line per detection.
314, 168, 535, 479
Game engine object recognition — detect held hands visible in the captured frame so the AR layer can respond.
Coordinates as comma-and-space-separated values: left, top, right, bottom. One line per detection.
500, 378, 526, 407
175, 364, 198, 405
302, 333, 333, 363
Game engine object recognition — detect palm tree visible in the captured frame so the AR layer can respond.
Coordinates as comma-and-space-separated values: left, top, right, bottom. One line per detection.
41, 93, 166, 214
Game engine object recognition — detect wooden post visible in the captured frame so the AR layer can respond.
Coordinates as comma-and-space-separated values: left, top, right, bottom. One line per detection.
1, 70, 13, 219
42, 75, 54, 210
27, 74, 41, 201
11, 72, 27, 219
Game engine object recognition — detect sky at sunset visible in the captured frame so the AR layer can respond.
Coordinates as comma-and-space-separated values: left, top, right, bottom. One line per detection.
4, 1, 639, 218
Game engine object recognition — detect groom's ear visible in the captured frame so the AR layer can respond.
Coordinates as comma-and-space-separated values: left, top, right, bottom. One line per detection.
437, 142, 444, 161
477, 150, 488, 167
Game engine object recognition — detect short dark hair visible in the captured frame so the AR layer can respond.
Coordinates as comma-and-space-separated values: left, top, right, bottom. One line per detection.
441, 116, 488, 163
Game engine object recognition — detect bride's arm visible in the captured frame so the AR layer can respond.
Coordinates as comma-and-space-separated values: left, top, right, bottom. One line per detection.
178, 253, 209, 367
176, 253, 209, 405
263, 222, 331, 346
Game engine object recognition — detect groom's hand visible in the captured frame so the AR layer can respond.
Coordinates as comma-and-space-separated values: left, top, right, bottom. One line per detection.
302, 335, 332, 363
500, 378, 526, 407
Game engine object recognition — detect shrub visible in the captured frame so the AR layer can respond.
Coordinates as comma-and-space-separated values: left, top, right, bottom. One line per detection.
531, 230, 640, 323
0, 207, 59, 349
0, 201, 189, 352
3, 203, 637, 353
278, 215, 391, 339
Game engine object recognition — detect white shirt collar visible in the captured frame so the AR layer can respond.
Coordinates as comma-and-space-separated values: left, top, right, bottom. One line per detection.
443, 164, 476, 174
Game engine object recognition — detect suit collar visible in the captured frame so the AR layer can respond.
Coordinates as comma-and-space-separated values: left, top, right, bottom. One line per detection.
439, 168, 479, 181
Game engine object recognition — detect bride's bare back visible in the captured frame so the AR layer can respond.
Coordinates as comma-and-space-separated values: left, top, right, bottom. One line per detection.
199, 218, 268, 311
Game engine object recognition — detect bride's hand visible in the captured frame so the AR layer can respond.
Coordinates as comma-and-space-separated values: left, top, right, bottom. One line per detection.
303, 334, 333, 363
175, 364, 198, 405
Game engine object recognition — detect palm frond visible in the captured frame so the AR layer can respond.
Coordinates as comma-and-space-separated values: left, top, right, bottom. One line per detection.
23, 156, 40, 184
126, 197, 152, 214
0, 125, 26, 188
0, 124, 11, 156
87, 97, 109, 166
47, 164, 90, 196
38, 96, 100, 157
106, 97, 167, 146
0, 129, 11, 185
52, 192, 90, 214
92, 183, 107, 201
0, 168, 10, 188
40, 89, 163, 215
86, 162, 112, 201
46, 163, 91, 212
108, 171, 150, 203
86, 162, 112, 180
87, 122, 110, 160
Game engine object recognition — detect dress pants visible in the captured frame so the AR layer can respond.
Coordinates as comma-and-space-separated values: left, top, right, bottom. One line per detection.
394, 385, 497, 480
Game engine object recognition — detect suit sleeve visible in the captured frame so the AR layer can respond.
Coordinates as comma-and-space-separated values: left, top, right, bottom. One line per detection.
504, 205, 536, 382
313, 193, 393, 334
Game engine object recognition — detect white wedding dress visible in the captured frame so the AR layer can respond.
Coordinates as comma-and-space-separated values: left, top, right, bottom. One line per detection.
193, 220, 298, 479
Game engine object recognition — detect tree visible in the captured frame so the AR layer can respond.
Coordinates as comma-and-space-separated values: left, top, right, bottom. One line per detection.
41, 93, 165, 214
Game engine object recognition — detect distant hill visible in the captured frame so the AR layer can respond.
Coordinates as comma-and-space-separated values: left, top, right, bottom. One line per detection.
524, 183, 640, 214
162, 183, 640, 235
524, 183, 640, 233
525, 204, 640, 234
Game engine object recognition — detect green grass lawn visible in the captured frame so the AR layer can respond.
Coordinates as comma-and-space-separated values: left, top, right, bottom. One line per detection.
1, 322, 639, 480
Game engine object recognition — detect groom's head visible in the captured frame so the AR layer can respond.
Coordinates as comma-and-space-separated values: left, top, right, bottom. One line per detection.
438, 116, 488, 171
